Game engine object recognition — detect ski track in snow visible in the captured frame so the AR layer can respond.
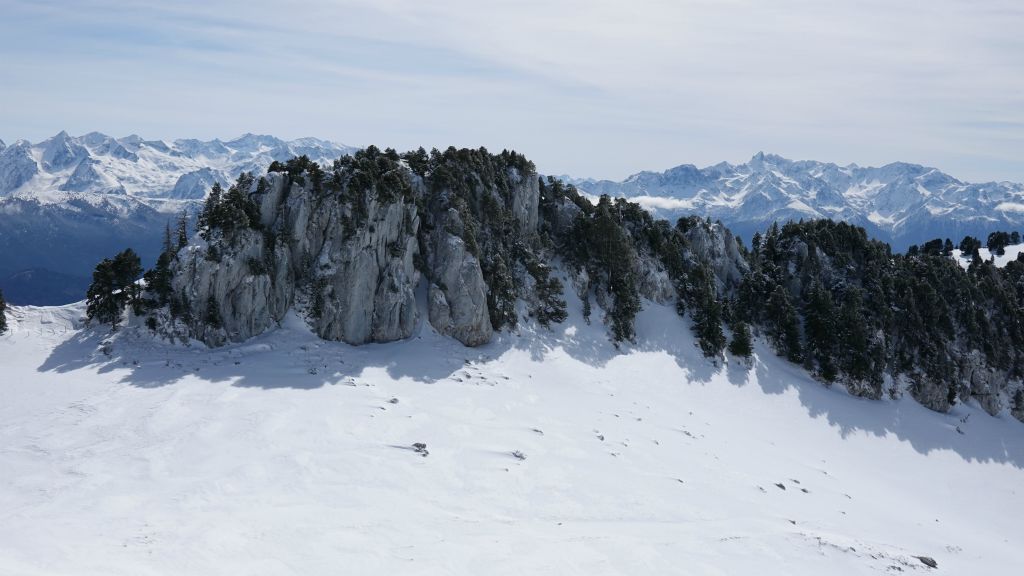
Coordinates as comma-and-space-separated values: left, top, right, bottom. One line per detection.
1, 295, 1022, 575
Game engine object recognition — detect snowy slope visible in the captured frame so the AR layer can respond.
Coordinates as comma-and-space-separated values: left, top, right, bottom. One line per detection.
952, 244, 1024, 269
571, 153, 1024, 250
2, 291, 1022, 574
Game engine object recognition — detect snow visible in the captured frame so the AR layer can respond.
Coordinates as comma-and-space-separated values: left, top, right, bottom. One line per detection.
952, 244, 1024, 269
867, 210, 896, 225
2, 289, 1022, 575
1, 131, 357, 208
996, 202, 1024, 213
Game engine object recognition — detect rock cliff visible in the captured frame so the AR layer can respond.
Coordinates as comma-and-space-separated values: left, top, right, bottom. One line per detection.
163, 148, 745, 351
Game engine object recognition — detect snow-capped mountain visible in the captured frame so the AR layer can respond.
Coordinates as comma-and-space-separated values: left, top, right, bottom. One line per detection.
571, 152, 1024, 249
0, 132, 356, 305
0, 131, 356, 200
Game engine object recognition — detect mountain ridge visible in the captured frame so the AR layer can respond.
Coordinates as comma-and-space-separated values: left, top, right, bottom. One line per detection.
569, 152, 1024, 249
0, 131, 356, 201
0, 132, 357, 304
2, 135, 1022, 305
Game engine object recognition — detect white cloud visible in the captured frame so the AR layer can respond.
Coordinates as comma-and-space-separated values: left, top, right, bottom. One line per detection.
631, 196, 698, 212
2, 0, 1023, 182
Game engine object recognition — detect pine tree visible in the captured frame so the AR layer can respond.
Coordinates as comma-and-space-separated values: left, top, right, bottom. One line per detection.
176, 210, 189, 251
0, 287, 7, 334
580, 196, 641, 342
693, 277, 726, 357
837, 289, 875, 388
767, 286, 802, 362
205, 296, 223, 329
485, 253, 517, 331
528, 261, 567, 327
86, 248, 142, 328
805, 283, 837, 381
198, 182, 223, 240
728, 320, 753, 358
144, 257, 172, 306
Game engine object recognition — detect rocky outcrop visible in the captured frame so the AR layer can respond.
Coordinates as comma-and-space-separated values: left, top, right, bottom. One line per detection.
172, 228, 292, 346
310, 196, 420, 344
168, 149, 540, 348
508, 167, 540, 234
682, 220, 749, 292
426, 215, 492, 346
0, 140, 39, 194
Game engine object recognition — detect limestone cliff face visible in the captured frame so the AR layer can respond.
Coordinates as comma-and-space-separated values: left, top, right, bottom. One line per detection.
681, 221, 749, 292
166, 149, 757, 354
169, 149, 540, 348
172, 227, 291, 347
424, 209, 492, 346
305, 195, 420, 344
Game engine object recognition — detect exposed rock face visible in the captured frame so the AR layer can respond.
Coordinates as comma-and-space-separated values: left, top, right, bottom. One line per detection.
426, 220, 492, 346
173, 174, 425, 347
169, 149, 539, 348
0, 140, 39, 194
682, 220, 749, 292
173, 228, 292, 347
508, 168, 540, 234
311, 196, 420, 344
152, 147, 1024, 429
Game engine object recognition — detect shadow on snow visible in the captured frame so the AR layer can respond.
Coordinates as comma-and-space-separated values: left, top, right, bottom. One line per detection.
37, 299, 1024, 470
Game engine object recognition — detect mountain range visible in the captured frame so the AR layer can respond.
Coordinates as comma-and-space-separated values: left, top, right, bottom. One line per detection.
0, 132, 356, 304
1, 134, 1021, 304
570, 152, 1024, 249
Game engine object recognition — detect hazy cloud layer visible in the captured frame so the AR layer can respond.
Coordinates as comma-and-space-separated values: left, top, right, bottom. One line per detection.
3, 0, 1023, 182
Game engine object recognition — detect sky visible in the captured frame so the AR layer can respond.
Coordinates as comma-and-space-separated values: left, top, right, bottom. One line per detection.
2, 0, 1023, 182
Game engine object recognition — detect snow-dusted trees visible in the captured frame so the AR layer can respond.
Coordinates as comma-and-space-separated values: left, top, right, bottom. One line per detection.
728, 320, 753, 358
198, 173, 262, 240
567, 195, 642, 342
86, 248, 143, 328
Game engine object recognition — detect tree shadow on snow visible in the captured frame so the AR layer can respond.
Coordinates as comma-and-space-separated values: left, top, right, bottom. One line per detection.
35, 299, 1024, 469
744, 340, 1024, 470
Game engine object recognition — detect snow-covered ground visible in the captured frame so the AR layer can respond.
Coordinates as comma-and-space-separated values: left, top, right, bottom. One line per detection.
2, 295, 1022, 574
953, 243, 1024, 269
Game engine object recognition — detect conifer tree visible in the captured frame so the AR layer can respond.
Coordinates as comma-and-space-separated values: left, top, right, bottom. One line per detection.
0, 287, 7, 334
767, 286, 802, 362
86, 249, 143, 328
837, 289, 875, 387
485, 254, 517, 331
205, 296, 222, 329
805, 283, 837, 381
728, 320, 753, 358
198, 182, 223, 240
693, 277, 726, 357
176, 210, 189, 251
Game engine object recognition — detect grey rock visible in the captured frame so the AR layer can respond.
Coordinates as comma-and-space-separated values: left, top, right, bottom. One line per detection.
0, 140, 39, 194
508, 168, 540, 234
427, 220, 493, 346
313, 197, 420, 344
